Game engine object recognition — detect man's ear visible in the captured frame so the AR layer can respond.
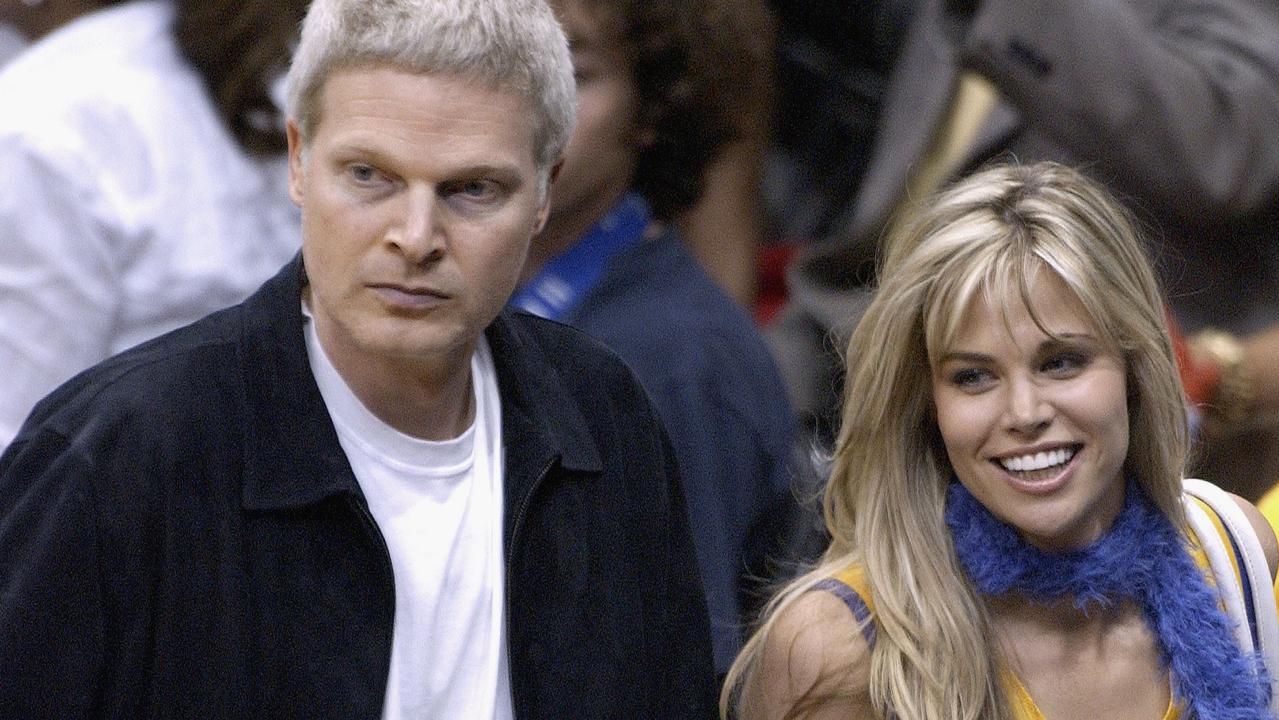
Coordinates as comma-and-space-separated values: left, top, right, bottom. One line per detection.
286, 119, 306, 206
534, 158, 564, 234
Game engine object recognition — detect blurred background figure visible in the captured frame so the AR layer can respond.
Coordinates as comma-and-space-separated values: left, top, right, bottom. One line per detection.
678, 0, 919, 310
519, 0, 796, 679
670, 0, 774, 307
762, 0, 918, 249
0, 0, 309, 448
0, 23, 23, 67
766, 0, 1279, 499
0, 0, 111, 66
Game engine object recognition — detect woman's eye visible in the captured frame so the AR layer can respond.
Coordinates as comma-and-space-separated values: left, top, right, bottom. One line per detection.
1042, 351, 1089, 376
951, 368, 992, 389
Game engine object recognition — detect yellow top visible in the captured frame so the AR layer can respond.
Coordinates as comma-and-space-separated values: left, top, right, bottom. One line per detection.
826, 526, 1229, 720
1257, 483, 1279, 597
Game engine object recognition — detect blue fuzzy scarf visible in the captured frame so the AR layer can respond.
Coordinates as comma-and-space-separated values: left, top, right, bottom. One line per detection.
944, 481, 1270, 719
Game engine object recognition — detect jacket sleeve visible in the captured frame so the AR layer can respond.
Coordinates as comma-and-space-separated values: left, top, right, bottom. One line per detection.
0, 432, 105, 718
962, 0, 1279, 223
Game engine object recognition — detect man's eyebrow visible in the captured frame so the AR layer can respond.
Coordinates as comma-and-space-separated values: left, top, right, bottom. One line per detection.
455, 164, 524, 179
328, 140, 390, 162
323, 143, 526, 181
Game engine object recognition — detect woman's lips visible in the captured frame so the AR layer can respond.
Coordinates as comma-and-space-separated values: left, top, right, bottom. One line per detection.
992, 445, 1082, 495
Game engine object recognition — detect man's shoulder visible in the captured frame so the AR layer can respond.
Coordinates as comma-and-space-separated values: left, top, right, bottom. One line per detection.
489, 308, 666, 445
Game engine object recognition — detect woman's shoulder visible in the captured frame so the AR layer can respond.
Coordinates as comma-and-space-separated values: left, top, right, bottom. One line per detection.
1185, 479, 1279, 579
1228, 493, 1279, 578
736, 573, 875, 719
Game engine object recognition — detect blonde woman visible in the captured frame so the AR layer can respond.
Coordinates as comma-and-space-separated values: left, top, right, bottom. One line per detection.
724, 162, 1279, 719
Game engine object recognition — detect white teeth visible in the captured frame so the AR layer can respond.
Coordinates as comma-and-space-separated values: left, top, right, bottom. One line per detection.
1000, 447, 1075, 473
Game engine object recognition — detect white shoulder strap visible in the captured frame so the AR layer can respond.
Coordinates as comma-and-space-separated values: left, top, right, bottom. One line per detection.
1182, 494, 1254, 654
1182, 477, 1279, 714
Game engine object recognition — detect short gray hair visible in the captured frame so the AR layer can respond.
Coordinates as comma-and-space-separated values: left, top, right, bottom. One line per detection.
285, 0, 575, 178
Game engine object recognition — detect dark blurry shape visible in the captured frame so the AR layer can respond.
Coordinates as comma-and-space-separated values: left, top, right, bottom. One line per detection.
670, 0, 776, 304
0, 0, 122, 41
764, 0, 919, 242
174, 0, 302, 155
524, 0, 797, 675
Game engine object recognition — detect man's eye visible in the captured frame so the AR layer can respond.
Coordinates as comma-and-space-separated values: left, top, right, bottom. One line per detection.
455, 180, 500, 200
348, 164, 381, 184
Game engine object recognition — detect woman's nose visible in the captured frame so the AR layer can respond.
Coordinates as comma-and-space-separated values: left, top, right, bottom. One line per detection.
1004, 375, 1052, 435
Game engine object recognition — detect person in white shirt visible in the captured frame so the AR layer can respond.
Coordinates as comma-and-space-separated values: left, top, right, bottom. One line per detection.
0, 0, 308, 447
0, 23, 26, 67
0, 0, 117, 54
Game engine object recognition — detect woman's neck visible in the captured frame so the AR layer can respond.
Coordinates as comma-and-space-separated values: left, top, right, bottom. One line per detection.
988, 591, 1130, 635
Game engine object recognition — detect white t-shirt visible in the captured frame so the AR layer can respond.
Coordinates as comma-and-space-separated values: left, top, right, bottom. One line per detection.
0, 1, 300, 447
305, 317, 513, 720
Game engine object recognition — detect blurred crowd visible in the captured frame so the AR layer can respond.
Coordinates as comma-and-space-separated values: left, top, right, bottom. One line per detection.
5, 0, 1279, 687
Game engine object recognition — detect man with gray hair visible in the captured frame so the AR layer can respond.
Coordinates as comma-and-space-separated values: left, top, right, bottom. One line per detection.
0, 0, 717, 717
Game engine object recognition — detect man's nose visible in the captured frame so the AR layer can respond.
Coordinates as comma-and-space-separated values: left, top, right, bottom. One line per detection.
388, 186, 443, 263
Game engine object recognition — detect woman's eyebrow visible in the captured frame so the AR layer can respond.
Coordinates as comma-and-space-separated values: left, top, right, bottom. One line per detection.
935, 350, 992, 365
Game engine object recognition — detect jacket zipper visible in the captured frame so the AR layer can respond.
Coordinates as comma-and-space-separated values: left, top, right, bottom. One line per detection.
348, 494, 397, 718
504, 456, 556, 719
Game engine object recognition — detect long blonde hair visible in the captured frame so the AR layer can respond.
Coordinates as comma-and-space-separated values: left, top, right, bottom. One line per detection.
723, 162, 1189, 719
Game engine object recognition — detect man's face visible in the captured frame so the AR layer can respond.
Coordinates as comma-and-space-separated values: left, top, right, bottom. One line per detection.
287, 66, 549, 380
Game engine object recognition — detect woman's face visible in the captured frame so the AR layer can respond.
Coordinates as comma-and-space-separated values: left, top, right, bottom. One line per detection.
930, 271, 1130, 552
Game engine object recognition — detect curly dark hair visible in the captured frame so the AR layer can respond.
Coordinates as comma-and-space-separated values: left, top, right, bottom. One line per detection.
580, 0, 774, 221
173, 0, 310, 156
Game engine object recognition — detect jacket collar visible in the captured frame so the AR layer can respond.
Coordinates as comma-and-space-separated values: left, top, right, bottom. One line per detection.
238, 255, 602, 512
485, 307, 603, 474
484, 307, 605, 553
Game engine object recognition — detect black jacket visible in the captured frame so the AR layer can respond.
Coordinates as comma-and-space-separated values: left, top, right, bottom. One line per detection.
0, 259, 716, 718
